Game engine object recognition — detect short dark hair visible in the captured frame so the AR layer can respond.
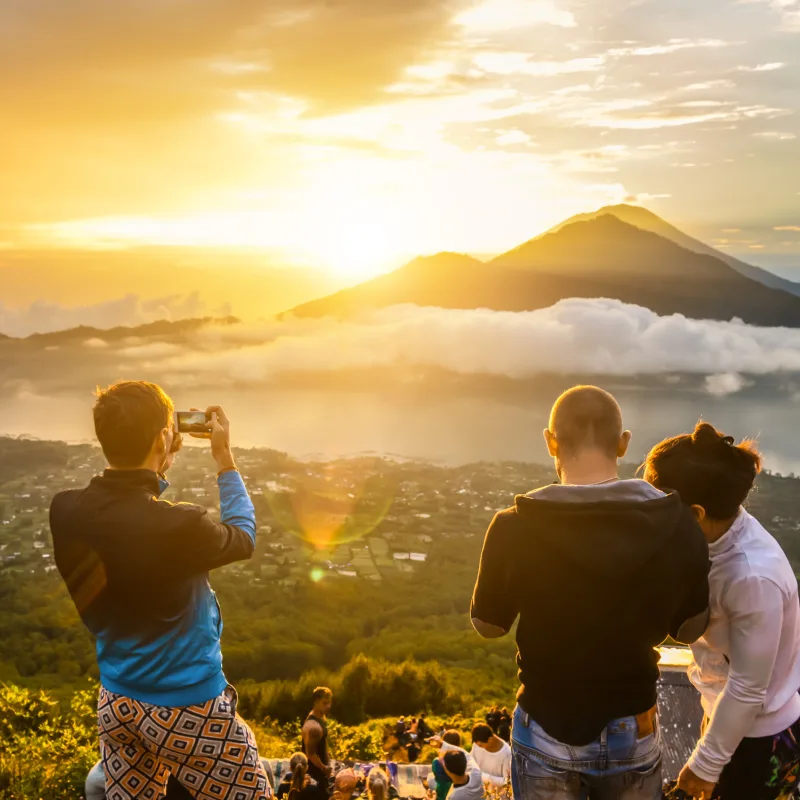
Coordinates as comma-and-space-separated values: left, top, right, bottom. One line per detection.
643, 421, 761, 520
443, 751, 467, 777
471, 723, 493, 744
312, 686, 332, 702
93, 381, 173, 468
442, 730, 462, 747
549, 385, 622, 458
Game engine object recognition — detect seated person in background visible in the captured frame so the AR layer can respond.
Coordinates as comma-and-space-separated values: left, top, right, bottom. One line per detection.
442, 752, 484, 800
469, 723, 511, 791
645, 423, 800, 800
485, 707, 500, 735
366, 768, 391, 800
332, 769, 358, 800
417, 714, 432, 741
496, 709, 511, 744
406, 739, 420, 763
428, 730, 475, 800
278, 753, 318, 800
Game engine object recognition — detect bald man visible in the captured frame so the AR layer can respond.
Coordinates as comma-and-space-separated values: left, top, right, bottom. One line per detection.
470, 385, 710, 800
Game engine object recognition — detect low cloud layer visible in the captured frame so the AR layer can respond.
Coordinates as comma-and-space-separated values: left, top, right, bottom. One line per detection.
109, 299, 800, 391
0, 292, 230, 337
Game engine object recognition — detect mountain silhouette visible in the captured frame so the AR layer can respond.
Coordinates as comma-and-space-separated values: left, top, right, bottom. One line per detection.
289, 215, 800, 327
2, 316, 240, 345
283, 253, 487, 318
555, 204, 800, 297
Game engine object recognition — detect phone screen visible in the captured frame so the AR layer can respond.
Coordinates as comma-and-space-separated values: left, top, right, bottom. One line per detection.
176, 411, 209, 433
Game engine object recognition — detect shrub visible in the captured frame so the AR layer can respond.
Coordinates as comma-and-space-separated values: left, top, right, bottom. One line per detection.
0, 684, 98, 800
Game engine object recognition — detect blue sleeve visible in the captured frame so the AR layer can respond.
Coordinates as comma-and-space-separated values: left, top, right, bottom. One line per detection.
218, 470, 256, 545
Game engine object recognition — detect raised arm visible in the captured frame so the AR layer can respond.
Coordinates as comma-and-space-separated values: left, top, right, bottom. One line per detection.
172, 404, 257, 571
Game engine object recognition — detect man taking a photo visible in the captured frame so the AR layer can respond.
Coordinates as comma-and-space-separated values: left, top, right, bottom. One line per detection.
50, 381, 269, 799
470, 385, 711, 800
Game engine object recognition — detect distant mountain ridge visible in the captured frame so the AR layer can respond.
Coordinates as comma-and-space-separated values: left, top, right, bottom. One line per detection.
0, 316, 240, 344
288, 212, 800, 327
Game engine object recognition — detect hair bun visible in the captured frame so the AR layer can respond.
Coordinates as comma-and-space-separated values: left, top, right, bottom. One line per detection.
692, 421, 728, 448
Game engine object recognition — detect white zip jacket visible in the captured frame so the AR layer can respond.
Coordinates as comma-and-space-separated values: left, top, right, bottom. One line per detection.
687, 509, 800, 783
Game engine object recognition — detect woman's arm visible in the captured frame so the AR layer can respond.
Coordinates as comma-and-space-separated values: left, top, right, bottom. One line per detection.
686, 576, 785, 783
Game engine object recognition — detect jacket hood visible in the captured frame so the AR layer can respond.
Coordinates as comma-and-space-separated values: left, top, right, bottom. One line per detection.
513, 479, 686, 576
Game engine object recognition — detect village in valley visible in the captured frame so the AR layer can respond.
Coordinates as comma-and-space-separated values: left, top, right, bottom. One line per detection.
0, 438, 553, 586
4, 436, 800, 587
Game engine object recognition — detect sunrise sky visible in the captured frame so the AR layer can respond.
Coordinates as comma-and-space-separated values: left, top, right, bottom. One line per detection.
2, 0, 799, 281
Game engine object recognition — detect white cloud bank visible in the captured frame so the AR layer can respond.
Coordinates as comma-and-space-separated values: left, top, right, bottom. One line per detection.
0, 293, 231, 337
116, 299, 800, 389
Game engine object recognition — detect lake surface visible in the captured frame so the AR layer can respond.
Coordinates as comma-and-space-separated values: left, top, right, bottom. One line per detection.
3, 382, 800, 473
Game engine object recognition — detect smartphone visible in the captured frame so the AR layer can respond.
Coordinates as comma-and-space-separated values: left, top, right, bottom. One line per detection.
175, 410, 210, 434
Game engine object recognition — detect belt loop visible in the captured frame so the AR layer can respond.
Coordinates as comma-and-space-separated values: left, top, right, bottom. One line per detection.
599, 725, 609, 770
523, 710, 530, 728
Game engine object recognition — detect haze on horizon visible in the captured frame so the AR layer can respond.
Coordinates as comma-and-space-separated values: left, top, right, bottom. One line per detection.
1, 0, 799, 307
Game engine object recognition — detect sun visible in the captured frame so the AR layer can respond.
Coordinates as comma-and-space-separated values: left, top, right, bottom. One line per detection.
302, 214, 406, 281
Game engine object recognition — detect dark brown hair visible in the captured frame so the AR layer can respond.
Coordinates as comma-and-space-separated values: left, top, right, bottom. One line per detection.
549, 385, 623, 458
442, 729, 462, 747
471, 723, 493, 744
643, 421, 762, 520
443, 751, 467, 777
93, 381, 173, 468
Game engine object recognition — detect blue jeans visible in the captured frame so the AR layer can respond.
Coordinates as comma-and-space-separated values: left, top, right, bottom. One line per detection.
511, 705, 662, 800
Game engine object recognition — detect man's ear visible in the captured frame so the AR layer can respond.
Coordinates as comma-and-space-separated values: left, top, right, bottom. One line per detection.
156, 427, 169, 456
690, 504, 707, 524
617, 430, 632, 459
543, 429, 558, 458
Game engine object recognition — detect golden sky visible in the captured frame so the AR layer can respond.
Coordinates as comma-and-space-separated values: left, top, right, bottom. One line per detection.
2, 0, 799, 280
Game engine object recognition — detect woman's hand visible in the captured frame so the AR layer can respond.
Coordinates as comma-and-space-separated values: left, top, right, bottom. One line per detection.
677, 764, 716, 798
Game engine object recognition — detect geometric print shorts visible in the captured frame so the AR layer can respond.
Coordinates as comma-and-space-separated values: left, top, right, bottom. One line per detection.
98, 685, 272, 800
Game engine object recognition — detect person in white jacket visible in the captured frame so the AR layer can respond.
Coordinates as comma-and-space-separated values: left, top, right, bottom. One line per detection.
645, 421, 800, 800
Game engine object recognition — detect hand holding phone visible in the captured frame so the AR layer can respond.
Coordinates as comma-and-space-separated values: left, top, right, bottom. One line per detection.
185, 405, 235, 472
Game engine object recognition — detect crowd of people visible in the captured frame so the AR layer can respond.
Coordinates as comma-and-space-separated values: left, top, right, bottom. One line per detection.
49, 380, 800, 799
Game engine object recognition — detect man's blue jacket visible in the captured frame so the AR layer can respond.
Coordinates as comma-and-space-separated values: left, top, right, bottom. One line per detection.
49, 467, 256, 707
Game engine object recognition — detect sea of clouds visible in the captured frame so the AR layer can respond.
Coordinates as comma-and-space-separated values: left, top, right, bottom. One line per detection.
0, 292, 230, 337
100, 298, 800, 394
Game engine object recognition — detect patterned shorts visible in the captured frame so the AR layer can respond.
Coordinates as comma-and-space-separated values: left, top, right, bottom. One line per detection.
98, 685, 271, 800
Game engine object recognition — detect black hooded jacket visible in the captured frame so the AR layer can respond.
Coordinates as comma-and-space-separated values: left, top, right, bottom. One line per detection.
470, 479, 710, 746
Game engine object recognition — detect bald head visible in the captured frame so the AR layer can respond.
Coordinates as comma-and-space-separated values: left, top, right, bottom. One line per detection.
334, 770, 357, 800
547, 386, 625, 459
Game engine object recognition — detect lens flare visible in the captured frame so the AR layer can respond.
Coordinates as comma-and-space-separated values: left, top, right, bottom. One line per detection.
266, 459, 396, 550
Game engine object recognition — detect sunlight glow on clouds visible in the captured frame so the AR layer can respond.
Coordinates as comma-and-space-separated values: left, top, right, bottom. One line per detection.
472, 53, 604, 76
2, 0, 799, 271
607, 39, 731, 57
454, 0, 576, 31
